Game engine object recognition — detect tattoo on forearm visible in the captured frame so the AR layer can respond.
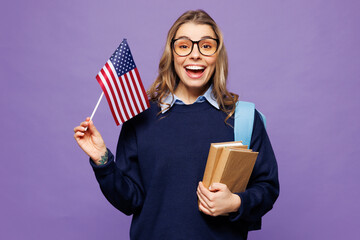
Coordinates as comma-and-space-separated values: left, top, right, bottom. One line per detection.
98, 150, 108, 165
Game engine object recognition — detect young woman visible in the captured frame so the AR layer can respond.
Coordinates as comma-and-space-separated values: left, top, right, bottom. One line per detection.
74, 10, 279, 240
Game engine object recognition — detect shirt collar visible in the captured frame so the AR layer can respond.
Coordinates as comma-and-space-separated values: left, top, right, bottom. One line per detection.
160, 85, 219, 113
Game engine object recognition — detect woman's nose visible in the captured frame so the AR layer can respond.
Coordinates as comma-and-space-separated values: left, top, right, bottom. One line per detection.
189, 43, 201, 59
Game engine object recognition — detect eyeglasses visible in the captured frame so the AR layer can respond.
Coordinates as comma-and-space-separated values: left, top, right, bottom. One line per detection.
172, 37, 219, 56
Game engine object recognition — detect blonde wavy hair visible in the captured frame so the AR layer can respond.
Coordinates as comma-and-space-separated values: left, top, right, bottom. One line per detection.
147, 9, 238, 123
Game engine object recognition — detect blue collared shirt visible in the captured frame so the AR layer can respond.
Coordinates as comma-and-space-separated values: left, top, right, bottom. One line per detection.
160, 85, 220, 113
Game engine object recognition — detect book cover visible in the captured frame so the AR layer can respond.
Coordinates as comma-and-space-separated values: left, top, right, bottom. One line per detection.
202, 141, 246, 188
210, 147, 258, 193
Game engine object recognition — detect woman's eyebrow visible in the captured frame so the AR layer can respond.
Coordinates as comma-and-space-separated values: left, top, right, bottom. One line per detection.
174, 36, 190, 40
174, 35, 215, 40
201, 35, 215, 39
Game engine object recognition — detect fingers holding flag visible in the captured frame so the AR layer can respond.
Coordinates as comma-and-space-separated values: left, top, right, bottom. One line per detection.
73, 118, 107, 164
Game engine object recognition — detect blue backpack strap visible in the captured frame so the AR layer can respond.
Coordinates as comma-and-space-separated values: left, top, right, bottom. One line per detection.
258, 110, 266, 128
234, 101, 266, 148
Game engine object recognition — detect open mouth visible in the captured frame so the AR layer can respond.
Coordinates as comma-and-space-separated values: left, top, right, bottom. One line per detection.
185, 65, 206, 78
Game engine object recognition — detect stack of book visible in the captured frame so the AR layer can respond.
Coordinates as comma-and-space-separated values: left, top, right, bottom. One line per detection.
202, 141, 258, 193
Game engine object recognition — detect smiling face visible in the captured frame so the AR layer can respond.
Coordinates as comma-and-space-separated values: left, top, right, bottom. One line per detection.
173, 23, 218, 97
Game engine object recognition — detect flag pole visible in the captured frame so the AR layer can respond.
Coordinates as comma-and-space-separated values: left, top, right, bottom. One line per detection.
85, 92, 104, 131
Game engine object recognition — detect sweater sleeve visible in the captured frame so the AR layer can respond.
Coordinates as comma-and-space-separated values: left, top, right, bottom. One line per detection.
228, 110, 280, 226
90, 121, 145, 216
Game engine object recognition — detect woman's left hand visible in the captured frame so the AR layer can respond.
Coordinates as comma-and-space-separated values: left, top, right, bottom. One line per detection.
196, 182, 241, 217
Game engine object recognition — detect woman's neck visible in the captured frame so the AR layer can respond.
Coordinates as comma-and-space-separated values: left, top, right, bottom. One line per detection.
174, 83, 210, 104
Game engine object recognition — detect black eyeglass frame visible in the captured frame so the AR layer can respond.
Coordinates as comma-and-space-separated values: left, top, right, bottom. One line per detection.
171, 37, 220, 56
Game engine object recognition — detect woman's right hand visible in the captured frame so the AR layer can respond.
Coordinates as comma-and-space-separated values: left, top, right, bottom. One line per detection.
73, 117, 107, 165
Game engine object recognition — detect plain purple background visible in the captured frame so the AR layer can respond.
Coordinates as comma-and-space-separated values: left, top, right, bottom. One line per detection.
1, 0, 359, 239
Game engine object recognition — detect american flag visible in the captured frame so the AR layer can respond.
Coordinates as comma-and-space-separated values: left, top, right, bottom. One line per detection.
96, 39, 150, 125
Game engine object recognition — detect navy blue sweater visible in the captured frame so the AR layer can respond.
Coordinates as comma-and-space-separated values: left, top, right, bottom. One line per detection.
90, 101, 279, 239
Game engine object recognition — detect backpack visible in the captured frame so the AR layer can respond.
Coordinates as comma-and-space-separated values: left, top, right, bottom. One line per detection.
234, 101, 266, 148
